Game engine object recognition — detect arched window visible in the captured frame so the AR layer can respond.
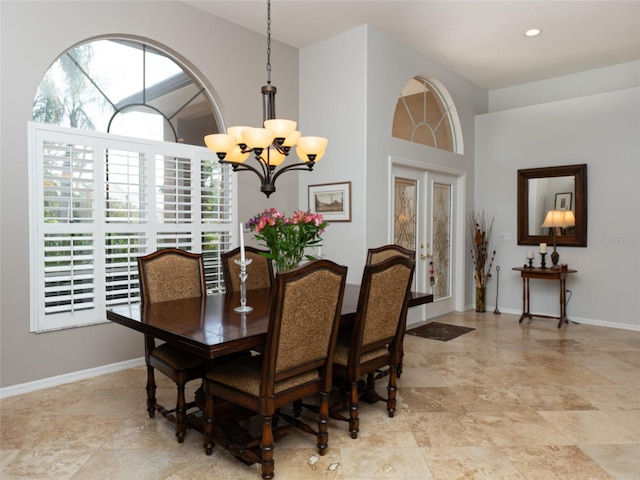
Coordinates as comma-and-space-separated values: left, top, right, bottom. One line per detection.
29, 38, 234, 332
33, 38, 221, 145
392, 76, 463, 154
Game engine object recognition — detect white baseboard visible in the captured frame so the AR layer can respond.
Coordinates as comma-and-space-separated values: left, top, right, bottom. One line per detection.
469, 306, 640, 332
0, 357, 145, 399
3, 310, 638, 399
557, 315, 640, 332
414, 305, 640, 332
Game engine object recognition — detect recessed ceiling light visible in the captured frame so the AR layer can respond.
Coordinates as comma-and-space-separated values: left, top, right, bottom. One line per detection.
525, 28, 542, 37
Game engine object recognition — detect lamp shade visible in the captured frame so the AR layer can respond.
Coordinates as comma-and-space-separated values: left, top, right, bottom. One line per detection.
264, 119, 297, 139
296, 136, 328, 162
227, 126, 249, 144
541, 209, 576, 228
281, 130, 301, 148
241, 128, 275, 149
204, 134, 236, 154
225, 145, 250, 163
562, 210, 576, 227
296, 146, 326, 163
266, 147, 286, 167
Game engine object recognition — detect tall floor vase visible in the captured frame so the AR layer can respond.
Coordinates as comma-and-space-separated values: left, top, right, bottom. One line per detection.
475, 286, 486, 313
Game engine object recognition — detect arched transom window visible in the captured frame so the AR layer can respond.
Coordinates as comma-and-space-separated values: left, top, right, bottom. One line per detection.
392, 76, 463, 154
33, 38, 221, 145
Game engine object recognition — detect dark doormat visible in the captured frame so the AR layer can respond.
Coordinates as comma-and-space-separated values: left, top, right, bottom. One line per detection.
406, 322, 475, 342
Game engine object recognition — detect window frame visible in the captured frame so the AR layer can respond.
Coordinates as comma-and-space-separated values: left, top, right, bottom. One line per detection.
392, 76, 464, 155
28, 122, 236, 333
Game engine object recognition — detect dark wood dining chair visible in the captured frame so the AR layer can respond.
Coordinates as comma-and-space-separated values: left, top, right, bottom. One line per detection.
203, 259, 348, 480
137, 248, 208, 443
366, 243, 416, 265
366, 243, 416, 378
222, 246, 274, 293
330, 255, 415, 439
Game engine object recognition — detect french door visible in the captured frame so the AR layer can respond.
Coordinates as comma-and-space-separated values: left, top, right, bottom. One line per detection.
391, 161, 464, 324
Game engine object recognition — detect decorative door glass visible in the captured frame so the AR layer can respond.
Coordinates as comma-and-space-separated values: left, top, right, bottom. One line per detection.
393, 177, 416, 250
431, 182, 451, 299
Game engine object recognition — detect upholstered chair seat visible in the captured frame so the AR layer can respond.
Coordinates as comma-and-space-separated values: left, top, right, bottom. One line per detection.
150, 343, 206, 370
207, 355, 321, 396
333, 339, 388, 366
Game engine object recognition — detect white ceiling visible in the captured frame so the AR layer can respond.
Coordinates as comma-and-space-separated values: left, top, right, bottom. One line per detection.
183, 0, 640, 90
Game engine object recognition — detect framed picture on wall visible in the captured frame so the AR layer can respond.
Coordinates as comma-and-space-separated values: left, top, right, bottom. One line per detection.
308, 182, 351, 222
555, 192, 572, 211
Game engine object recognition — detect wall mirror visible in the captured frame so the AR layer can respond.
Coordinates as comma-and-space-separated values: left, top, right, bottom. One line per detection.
517, 164, 587, 247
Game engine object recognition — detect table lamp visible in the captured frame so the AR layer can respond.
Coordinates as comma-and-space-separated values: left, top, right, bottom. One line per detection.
541, 210, 576, 268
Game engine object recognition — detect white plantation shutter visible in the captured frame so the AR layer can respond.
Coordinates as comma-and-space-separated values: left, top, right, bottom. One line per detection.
156, 154, 193, 223
202, 230, 232, 293
42, 141, 94, 223
104, 148, 147, 223
104, 232, 147, 307
201, 157, 232, 222
29, 123, 236, 332
43, 233, 95, 315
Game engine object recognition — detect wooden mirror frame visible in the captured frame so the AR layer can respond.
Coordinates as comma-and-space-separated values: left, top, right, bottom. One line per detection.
517, 164, 588, 247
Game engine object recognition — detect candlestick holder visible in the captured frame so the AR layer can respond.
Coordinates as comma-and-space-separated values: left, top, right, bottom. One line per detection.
233, 258, 253, 313
539, 252, 547, 269
527, 258, 534, 268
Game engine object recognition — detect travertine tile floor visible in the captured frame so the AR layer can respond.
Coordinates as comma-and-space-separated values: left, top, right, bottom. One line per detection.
2, 311, 639, 479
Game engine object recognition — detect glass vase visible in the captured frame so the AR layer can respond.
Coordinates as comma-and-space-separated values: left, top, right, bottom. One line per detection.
475, 286, 486, 313
273, 253, 302, 273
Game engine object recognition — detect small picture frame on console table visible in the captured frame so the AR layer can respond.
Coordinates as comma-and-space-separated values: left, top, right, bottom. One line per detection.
308, 181, 351, 222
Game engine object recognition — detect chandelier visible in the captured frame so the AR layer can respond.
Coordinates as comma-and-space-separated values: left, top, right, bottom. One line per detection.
204, 0, 328, 198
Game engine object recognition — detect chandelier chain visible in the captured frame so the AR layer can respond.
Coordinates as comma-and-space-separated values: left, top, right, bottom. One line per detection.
266, 0, 272, 85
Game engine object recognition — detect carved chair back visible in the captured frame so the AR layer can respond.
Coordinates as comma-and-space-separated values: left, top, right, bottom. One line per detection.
222, 246, 273, 293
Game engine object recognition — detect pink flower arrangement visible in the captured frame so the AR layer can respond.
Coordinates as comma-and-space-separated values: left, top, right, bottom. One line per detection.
246, 208, 327, 272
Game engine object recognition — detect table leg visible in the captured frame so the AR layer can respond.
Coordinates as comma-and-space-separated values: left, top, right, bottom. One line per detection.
519, 277, 532, 323
558, 277, 567, 328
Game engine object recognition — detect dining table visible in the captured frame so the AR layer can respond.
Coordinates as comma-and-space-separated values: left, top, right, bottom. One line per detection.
106, 284, 433, 456
106, 284, 434, 361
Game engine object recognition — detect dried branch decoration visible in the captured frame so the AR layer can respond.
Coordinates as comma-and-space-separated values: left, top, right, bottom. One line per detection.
468, 211, 496, 288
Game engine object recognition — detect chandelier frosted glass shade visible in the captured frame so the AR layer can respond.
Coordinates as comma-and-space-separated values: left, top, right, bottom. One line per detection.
264, 119, 297, 139
204, 134, 235, 154
296, 136, 329, 162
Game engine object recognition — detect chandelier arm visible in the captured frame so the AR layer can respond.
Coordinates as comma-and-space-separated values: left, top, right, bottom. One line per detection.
223, 161, 266, 184
273, 144, 289, 155
269, 162, 315, 184
255, 154, 272, 179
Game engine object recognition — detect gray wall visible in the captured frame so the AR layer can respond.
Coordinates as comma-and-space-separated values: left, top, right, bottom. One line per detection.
0, 0, 299, 389
476, 64, 640, 329
297, 25, 487, 300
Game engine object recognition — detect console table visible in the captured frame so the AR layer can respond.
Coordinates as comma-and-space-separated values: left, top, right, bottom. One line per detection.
512, 267, 577, 328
